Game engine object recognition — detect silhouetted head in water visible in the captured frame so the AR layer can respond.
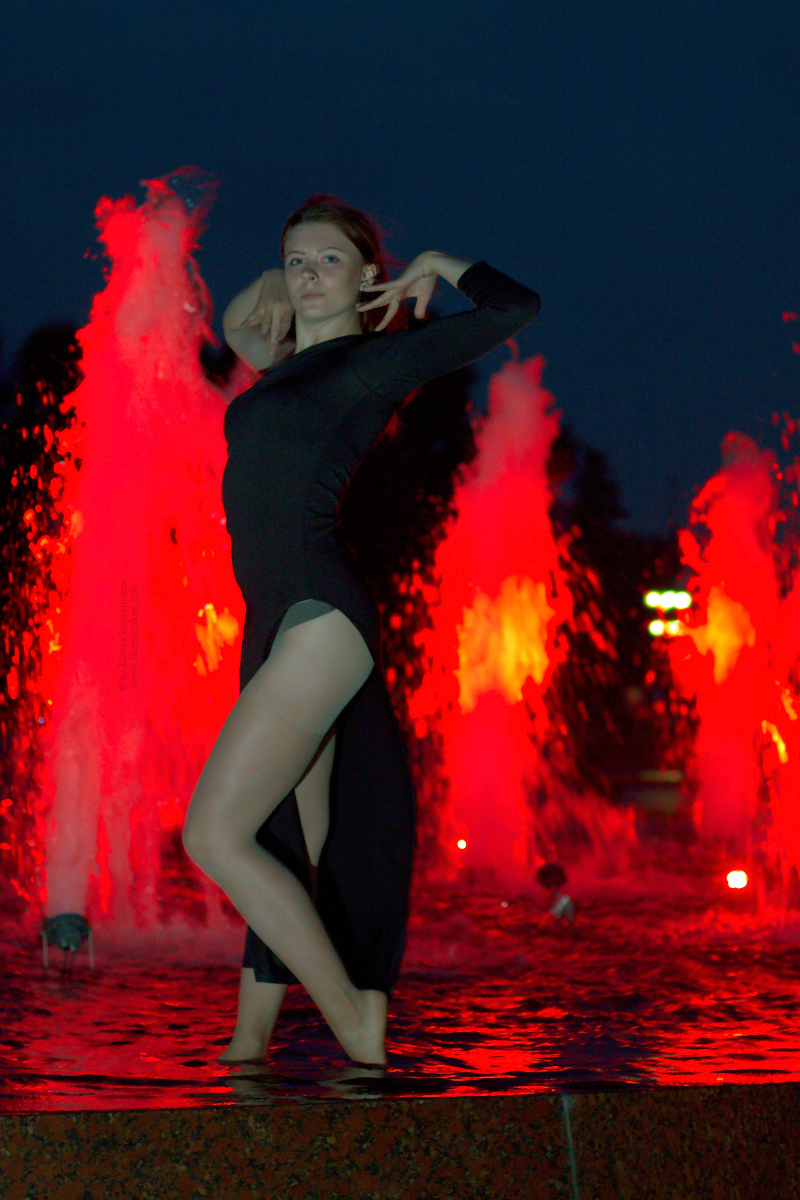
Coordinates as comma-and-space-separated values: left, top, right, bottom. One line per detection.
280, 195, 406, 336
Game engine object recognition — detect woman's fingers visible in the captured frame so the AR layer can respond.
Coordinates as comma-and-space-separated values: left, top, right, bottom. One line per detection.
374, 297, 401, 332
240, 304, 261, 328
357, 285, 402, 312
239, 302, 293, 342
413, 274, 437, 318
357, 284, 393, 304
241, 268, 295, 340
359, 270, 436, 321
356, 296, 392, 313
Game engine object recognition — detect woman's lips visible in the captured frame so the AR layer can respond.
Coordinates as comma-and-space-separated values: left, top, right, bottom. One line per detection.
301, 291, 323, 299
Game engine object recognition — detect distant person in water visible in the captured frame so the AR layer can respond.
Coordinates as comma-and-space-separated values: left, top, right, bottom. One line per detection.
181, 194, 541, 1067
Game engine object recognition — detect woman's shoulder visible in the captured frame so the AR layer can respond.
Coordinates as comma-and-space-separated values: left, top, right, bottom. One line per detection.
344, 324, 414, 376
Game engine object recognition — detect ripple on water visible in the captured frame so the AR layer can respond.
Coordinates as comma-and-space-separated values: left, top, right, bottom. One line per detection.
2, 868, 800, 1110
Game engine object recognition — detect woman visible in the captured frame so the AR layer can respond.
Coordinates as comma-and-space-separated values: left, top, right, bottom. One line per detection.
182, 195, 540, 1068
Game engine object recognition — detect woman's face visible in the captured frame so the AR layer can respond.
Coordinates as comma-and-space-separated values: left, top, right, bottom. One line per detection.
283, 221, 373, 327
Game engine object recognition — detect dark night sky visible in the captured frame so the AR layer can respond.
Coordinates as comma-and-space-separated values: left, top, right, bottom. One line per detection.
2, 0, 798, 533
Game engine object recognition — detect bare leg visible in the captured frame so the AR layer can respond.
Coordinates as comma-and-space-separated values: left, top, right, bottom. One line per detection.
184, 610, 386, 1065
218, 725, 336, 1064
218, 970, 288, 1064
296, 720, 335, 871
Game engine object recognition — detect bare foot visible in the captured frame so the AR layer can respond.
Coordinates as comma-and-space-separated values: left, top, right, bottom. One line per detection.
336, 989, 388, 1067
217, 1028, 268, 1064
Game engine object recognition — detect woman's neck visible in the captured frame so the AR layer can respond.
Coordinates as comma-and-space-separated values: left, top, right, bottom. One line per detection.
293, 312, 363, 353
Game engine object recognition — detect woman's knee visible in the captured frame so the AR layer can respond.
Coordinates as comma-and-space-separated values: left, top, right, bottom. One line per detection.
182, 799, 231, 874
182, 805, 211, 870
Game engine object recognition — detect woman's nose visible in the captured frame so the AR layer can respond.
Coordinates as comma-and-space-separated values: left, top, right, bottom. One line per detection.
301, 264, 318, 279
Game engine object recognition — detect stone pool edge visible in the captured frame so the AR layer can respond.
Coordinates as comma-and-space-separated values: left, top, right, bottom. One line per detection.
1, 1082, 799, 1199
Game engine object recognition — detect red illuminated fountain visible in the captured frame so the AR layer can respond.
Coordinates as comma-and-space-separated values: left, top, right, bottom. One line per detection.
32, 170, 252, 958
669, 430, 800, 902
408, 355, 636, 892
408, 355, 571, 890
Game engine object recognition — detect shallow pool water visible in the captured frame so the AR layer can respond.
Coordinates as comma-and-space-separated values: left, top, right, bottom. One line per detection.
3, 846, 800, 1111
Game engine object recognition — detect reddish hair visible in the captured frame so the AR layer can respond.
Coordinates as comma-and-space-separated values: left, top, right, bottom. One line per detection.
280, 194, 406, 334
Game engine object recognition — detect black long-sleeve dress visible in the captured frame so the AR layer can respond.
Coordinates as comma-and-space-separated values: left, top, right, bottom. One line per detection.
220, 261, 540, 995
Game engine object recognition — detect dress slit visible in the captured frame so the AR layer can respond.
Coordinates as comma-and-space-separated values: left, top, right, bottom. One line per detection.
275, 598, 335, 638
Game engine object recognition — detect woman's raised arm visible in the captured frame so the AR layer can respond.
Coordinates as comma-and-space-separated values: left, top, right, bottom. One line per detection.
349, 257, 541, 398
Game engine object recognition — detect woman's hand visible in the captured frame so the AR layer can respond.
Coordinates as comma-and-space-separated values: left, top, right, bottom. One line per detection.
222, 269, 296, 371
238, 269, 295, 347
357, 251, 475, 332
356, 253, 437, 332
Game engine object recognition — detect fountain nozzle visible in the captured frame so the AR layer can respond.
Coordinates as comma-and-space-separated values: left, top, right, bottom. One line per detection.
536, 862, 575, 923
548, 893, 575, 923
41, 913, 95, 975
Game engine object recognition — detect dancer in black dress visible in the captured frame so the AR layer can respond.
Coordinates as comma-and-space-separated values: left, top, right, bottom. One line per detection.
182, 195, 540, 1067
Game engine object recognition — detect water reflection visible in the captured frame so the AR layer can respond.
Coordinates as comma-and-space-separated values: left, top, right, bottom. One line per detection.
3, 862, 800, 1112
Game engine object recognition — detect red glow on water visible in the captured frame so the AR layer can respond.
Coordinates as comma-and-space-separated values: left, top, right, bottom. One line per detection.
6, 867, 800, 1107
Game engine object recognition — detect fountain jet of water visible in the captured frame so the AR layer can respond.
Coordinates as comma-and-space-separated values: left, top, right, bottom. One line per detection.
37, 171, 249, 958
670, 432, 800, 896
408, 354, 572, 889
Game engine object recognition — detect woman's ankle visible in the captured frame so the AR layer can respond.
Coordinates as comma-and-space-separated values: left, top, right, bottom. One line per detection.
328, 986, 386, 1066
218, 1026, 269, 1064
233, 973, 287, 1044
233, 1020, 268, 1044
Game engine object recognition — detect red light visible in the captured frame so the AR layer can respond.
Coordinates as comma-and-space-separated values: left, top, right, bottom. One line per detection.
727, 870, 748, 889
